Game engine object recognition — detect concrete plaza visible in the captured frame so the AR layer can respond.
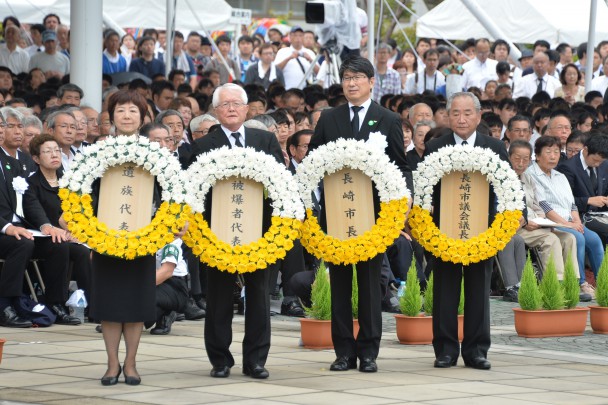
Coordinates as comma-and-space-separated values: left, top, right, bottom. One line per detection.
1, 298, 608, 405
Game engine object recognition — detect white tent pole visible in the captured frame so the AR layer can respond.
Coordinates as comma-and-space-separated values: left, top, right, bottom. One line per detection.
382, 0, 418, 58
165, 0, 175, 77
102, 13, 125, 37
367, 0, 375, 66
459, 0, 521, 62
585, 0, 598, 93
71, 0, 102, 111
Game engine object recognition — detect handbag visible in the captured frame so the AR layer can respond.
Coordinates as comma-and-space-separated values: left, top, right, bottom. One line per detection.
14, 295, 56, 327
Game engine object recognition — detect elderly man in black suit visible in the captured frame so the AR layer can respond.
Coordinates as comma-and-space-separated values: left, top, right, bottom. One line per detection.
424, 92, 509, 371
309, 56, 412, 373
557, 134, 608, 245
188, 83, 283, 380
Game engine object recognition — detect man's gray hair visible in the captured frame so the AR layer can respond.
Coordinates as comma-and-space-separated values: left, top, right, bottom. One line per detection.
15, 106, 34, 117
23, 115, 43, 131
0, 107, 24, 123
251, 114, 276, 130
46, 110, 76, 129
61, 105, 81, 114
102, 86, 119, 103
57, 83, 84, 99
408, 103, 432, 121
190, 114, 218, 131
446, 92, 481, 113
212, 83, 248, 108
156, 109, 184, 126
414, 120, 436, 132
244, 119, 268, 131
377, 42, 393, 52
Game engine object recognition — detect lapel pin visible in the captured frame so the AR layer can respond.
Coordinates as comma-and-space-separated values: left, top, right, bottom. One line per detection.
368, 120, 377, 126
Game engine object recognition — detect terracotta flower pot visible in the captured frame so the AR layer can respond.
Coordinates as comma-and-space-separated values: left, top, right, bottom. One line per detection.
590, 306, 608, 334
394, 314, 432, 344
0, 339, 5, 364
299, 318, 359, 349
513, 307, 589, 337
457, 314, 464, 342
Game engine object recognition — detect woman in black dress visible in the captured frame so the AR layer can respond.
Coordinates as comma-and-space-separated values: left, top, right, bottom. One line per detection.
90, 90, 157, 386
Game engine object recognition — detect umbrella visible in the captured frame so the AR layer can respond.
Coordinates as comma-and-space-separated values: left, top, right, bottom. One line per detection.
110, 71, 151, 86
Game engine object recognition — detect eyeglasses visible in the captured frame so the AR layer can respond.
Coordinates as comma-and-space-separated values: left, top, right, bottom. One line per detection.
566, 147, 583, 155
0, 122, 7, 128
549, 125, 571, 132
75, 120, 87, 128
57, 123, 77, 130
40, 148, 61, 155
342, 74, 368, 83
216, 102, 246, 110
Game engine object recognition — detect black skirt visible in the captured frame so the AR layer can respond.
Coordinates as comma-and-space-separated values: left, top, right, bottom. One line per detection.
90, 252, 156, 323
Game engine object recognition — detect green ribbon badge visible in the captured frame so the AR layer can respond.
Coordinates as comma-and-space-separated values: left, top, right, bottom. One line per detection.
368, 120, 377, 126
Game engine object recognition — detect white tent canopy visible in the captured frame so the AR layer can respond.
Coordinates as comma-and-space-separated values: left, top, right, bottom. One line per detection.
416, 0, 608, 46
0, 0, 232, 31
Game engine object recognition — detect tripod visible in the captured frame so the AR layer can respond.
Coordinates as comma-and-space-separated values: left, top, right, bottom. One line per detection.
297, 39, 342, 89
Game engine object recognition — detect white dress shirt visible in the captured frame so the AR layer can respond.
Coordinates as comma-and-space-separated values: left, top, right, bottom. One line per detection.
221, 125, 246, 147
461, 57, 498, 89
274, 45, 316, 90
454, 131, 477, 146
0, 44, 30, 74
404, 70, 445, 94
348, 98, 372, 132
513, 73, 560, 99
591, 75, 608, 96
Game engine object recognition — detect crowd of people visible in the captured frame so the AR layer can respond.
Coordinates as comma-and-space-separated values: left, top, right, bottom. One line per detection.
0, 9, 608, 382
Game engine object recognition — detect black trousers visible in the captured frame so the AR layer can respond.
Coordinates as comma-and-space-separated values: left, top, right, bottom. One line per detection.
586, 216, 608, 245
0, 235, 69, 305
277, 239, 306, 298
430, 257, 492, 361
68, 243, 92, 303
329, 254, 383, 360
156, 276, 189, 320
386, 235, 426, 288
204, 266, 271, 368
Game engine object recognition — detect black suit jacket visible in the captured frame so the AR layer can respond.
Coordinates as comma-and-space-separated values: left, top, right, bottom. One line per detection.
188, 127, 284, 231
424, 132, 510, 227
557, 153, 608, 214
310, 101, 413, 227
23, 170, 62, 228
0, 153, 28, 229
17, 151, 38, 176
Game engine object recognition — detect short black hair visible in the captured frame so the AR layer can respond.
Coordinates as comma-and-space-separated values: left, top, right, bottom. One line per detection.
288, 129, 314, 150
151, 80, 175, 97
216, 35, 231, 45
556, 43, 571, 55
491, 39, 510, 54
128, 78, 149, 91
533, 40, 550, 51
496, 61, 511, 75
30, 23, 45, 35
498, 98, 516, 111
577, 42, 588, 60
338, 56, 374, 80
174, 31, 184, 40
43, 13, 60, 26
585, 91, 603, 104
508, 115, 531, 130
586, 134, 608, 158
534, 135, 561, 156
482, 112, 502, 128
168, 69, 186, 81
238, 35, 254, 45
567, 130, 588, 146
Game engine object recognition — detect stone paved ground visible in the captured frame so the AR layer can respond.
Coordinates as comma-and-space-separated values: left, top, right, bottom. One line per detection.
1, 297, 607, 405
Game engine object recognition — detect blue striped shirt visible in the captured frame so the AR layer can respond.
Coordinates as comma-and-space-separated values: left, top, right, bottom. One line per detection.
526, 161, 577, 221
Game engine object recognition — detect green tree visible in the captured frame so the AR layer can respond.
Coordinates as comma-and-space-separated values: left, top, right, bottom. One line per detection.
519, 254, 542, 310
597, 247, 608, 307
423, 272, 434, 315
539, 256, 564, 310
304, 261, 332, 320
352, 264, 359, 319
400, 258, 422, 316
562, 254, 579, 309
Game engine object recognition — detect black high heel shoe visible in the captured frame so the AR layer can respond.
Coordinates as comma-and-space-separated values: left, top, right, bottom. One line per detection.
101, 365, 122, 386
123, 364, 141, 386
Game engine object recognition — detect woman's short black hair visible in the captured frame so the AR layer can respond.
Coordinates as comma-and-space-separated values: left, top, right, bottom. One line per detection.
339, 56, 375, 80
534, 135, 561, 157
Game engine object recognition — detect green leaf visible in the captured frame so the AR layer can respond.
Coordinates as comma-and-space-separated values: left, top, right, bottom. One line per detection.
399, 258, 422, 316
597, 247, 608, 307
519, 253, 542, 310
304, 261, 332, 320
539, 255, 564, 310
423, 272, 434, 316
562, 254, 579, 309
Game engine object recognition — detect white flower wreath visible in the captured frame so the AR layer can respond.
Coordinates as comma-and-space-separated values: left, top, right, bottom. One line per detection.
295, 138, 410, 265
184, 146, 304, 219
413, 144, 524, 212
182, 146, 304, 273
59, 135, 186, 203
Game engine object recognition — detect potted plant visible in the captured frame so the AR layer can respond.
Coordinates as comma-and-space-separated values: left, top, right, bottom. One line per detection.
513, 255, 589, 337
395, 259, 431, 344
590, 248, 608, 334
300, 262, 359, 349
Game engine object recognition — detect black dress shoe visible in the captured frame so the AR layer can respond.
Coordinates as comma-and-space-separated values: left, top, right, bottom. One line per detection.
434, 355, 458, 368
175, 312, 186, 321
330, 356, 357, 371
51, 304, 81, 325
243, 364, 269, 379
359, 358, 378, 373
0, 306, 32, 328
280, 300, 305, 317
101, 365, 122, 386
210, 365, 231, 378
464, 357, 491, 370
184, 298, 206, 320
151, 311, 177, 335
195, 298, 206, 310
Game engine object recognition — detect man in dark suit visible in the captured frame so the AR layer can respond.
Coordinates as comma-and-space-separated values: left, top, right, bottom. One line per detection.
309, 56, 412, 373
424, 92, 509, 370
188, 83, 283, 379
0, 126, 78, 327
557, 134, 608, 244
0, 107, 38, 175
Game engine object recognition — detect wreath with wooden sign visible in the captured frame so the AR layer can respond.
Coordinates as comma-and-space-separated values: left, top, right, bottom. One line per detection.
182, 146, 304, 274
408, 144, 524, 265
59, 135, 189, 260
296, 139, 410, 265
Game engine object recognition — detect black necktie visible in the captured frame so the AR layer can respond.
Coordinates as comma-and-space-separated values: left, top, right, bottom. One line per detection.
589, 167, 598, 194
231, 132, 243, 147
536, 77, 543, 93
351, 106, 363, 137
461, 140, 468, 145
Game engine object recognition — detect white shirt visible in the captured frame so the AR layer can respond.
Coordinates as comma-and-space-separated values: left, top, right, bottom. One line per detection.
461, 57, 498, 89
454, 131, 477, 146
26, 44, 45, 56
591, 75, 608, 96
221, 125, 246, 147
61, 149, 74, 171
274, 45, 316, 90
0, 44, 30, 74
156, 239, 188, 277
348, 98, 372, 132
513, 72, 560, 99
404, 70, 445, 94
